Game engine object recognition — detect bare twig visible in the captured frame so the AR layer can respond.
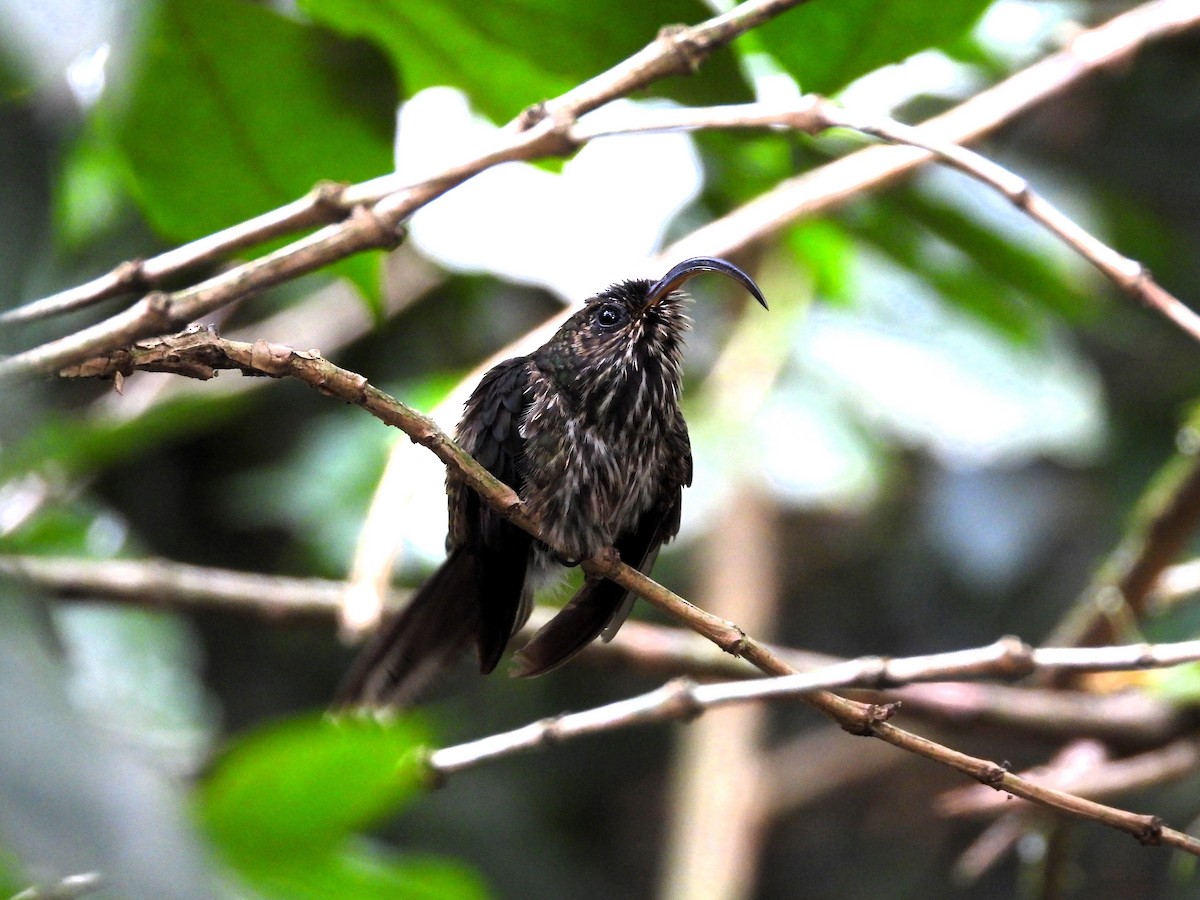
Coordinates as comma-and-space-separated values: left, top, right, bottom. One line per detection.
665, 0, 1200, 263
10, 547, 1186, 747
1150, 557, 1200, 610
9, 549, 1200, 683
426, 674, 1198, 859
0, 0, 815, 376
567, 92, 1200, 342
0, 208, 408, 379
940, 737, 1200, 817
55, 330, 1200, 855
891, 682, 1184, 747
8, 0, 1198, 381
0, 553, 355, 617
0, 182, 358, 325
811, 101, 1200, 342
659, 487, 779, 900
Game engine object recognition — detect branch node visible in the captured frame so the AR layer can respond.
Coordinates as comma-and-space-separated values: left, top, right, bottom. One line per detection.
657, 24, 706, 75
841, 702, 898, 737
979, 762, 1010, 789
143, 290, 176, 328
1009, 179, 1034, 209
114, 258, 148, 291
349, 204, 407, 249
995, 634, 1036, 675
719, 624, 749, 657
311, 180, 350, 216
862, 655, 892, 688
1135, 815, 1164, 846
664, 677, 703, 721
248, 339, 293, 377
515, 101, 550, 132
540, 714, 568, 745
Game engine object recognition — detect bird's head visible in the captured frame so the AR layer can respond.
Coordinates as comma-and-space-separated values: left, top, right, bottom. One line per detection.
539, 257, 767, 408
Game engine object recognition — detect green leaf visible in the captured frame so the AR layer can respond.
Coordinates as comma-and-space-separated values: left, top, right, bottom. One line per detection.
233, 844, 489, 900
108, 0, 396, 240
846, 195, 1044, 341
0, 847, 24, 897
890, 189, 1095, 323
1148, 661, 1200, 704
300, 0, 750, 124
787, 219, 856, 306
199, 713, 428, 859
198, 713, 487, 899
102, 0, 396, 309
756, 0, 992, 95
54, 121, 132, 252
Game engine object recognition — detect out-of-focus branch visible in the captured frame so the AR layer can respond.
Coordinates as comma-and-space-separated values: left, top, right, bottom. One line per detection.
659, 489, 779, 900
572, 94, 1200, 341
0, 553, 356, 618
1151, 557, 1200, 609
811, 102, 1200, 342
1047, 428, 1200, 664
4, 549, 1194, 745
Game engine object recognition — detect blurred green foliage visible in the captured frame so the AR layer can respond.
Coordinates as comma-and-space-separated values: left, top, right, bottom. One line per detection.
300, 0, 752, 122
198, 714, 485, 899
756, 0, 993, 93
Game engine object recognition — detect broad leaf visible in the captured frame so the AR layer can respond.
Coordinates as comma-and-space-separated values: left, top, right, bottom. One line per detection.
756, 0, 993, 95
300, 0, 751, 124
197, 713, 486, 898
199, 714, 428, 858
104, 0, 398, 305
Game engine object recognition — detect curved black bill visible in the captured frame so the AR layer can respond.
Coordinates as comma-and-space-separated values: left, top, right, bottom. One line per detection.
644, 256, 768, 310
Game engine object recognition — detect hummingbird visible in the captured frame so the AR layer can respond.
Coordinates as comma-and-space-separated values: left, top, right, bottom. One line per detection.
337, 257, 767, 708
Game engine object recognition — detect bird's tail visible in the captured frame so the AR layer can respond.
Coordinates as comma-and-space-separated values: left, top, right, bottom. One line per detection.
509, 576, 629, 677
334, 547, 480, 710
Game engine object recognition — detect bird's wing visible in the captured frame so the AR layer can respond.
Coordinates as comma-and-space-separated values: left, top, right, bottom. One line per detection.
511, 424, 692, 677
453, 356, 535, 673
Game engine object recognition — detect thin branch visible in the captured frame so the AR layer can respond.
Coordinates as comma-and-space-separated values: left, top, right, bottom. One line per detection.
10, 550, 1200, 683
1150, 557, 1200, 610
10, 549, 1185, 747
571, 93, 1200, 342
0, 0, 813, 374
56, 331, 1200, 855
426, 675, 1199, 854
0, 553, 354, 617
814, 102, 1200, 342
0, 208, 408, 380
7, 0, 1197, 380
0, 182, 355, 325
891, 682, 1184, 747
663, 0, 1200, 263
939, 737, 1200, 818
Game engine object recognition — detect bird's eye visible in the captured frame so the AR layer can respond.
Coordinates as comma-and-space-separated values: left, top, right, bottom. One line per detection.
594, 303, 627, 331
